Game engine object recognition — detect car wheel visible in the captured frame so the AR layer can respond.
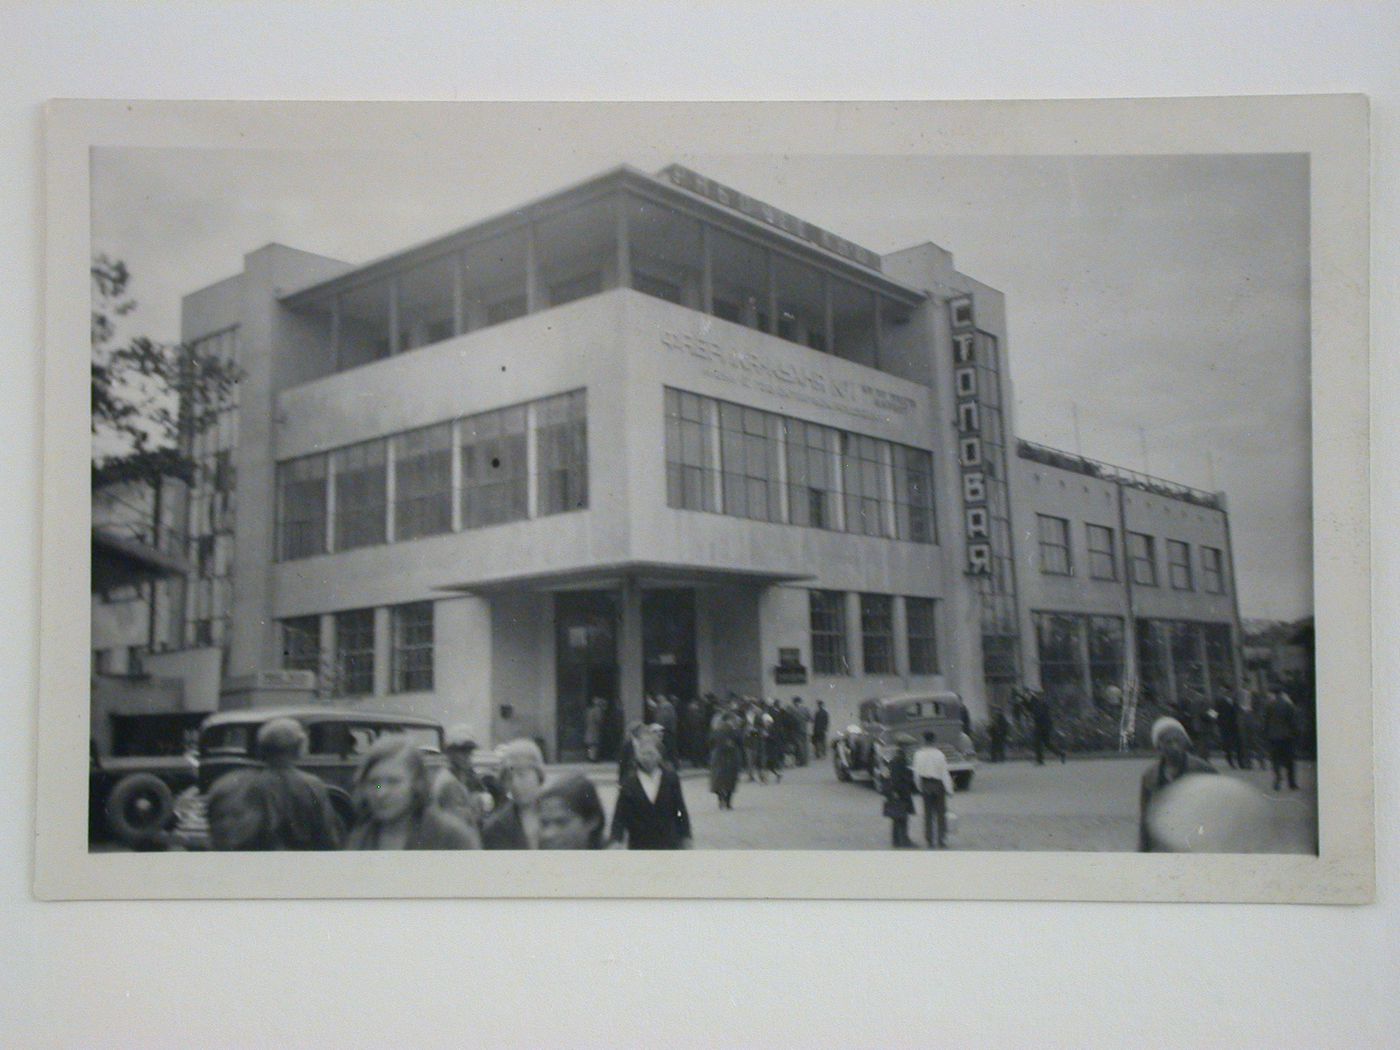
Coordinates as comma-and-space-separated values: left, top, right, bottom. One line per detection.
834, 745, 852, 782
104, 772, 174, 847
953, 771, 973, 792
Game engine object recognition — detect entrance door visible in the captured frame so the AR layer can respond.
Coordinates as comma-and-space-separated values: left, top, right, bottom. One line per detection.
554, 592, 619, 762
642, 588, 698, 702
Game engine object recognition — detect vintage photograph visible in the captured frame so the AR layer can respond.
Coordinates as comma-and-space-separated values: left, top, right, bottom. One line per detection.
42, 99, 1369, 899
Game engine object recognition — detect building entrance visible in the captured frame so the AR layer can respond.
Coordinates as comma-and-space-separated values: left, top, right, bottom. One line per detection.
553, 591, 619, 762
642, 588, 697, 704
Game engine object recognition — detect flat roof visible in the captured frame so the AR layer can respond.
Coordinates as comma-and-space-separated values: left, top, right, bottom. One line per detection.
278, 164, 926, 307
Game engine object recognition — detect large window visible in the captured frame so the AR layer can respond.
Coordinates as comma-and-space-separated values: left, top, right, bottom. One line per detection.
809, 590, 849, 676
333, 608, 375, 697
719, 401, 782, 522
860, 593, 895, 675
1086, 523, 1117, 581
1201, 546, 1226, 594
1128, 532, 1157, 587
893, 445, 935, 543
665, 389, 719, 512
332, 440, 388, 551
1037, 514, 1072, 575
783, 418, 837, 529
275, 390, 588, 560
280, 616, 321, 678
1087, 616, 1125, 703
461, 404, 528, 529
905, 596, 939, 675
1034, 612, 1082, 707
535, 389, 588, 516
1167, 539, 1193, 591
842, 434, 888, 538
663, 387, 933, 543
277, 454, 328, 560
393, 423, 453, 540
390, 602, 434, 693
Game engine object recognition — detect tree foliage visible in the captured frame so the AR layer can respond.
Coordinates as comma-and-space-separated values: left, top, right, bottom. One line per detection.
91, 255, 242, 487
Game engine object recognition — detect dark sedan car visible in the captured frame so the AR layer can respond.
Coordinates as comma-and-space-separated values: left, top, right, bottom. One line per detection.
832, 691, 978, 793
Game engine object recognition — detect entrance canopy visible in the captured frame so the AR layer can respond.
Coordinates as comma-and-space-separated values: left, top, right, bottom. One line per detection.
434, 559, 812, 596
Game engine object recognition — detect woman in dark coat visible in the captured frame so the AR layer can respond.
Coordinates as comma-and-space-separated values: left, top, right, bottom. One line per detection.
708, 712, 743, 810
882, 736, 917, 847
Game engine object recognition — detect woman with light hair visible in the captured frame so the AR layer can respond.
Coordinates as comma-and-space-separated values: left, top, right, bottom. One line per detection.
345, 735, 479, 850
481, 738, 547, 849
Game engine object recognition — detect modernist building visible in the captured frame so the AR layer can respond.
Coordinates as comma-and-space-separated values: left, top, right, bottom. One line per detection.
133, 163, 1243, 759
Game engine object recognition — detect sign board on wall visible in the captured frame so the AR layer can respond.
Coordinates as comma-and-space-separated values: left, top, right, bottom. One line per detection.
950, 295, 992, 577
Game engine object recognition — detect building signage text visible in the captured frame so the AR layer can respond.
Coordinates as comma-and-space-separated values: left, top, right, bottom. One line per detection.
661, 165, 885, 272
950, 297, 992, 576
661, 329, 917, 425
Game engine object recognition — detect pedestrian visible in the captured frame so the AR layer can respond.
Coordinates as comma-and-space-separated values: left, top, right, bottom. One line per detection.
584, 697, 604, 763
1214, 693, 1241, 770
882, 735, 917, 848
684, 698, 707, 767
253, 717, 342, 850
206, 767, 283, 851
482, 738, 548, 849
617, 719, 643, 783
708, 711, 743, 810
988, 707, 1009, 763
743, 702, 765, 783
763, 704, 785, 782
346, 736, 480, 850
911, 731, 955, 849
1190, 690, 1215, 760
792, 697, 812, 767
811, 699, 830, 759
538, 773, 607, 849
440, 724, 494, 821
1262, 688, 1301, 791
654, 694, 679, 765
1029, 690, 1065, 765
1139, 717, 1217, 851
609, 727, 693, 849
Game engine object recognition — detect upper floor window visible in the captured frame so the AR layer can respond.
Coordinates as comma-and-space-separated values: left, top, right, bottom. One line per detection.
332, 608, 375, 697
719, 401, 782, 522
535, 390, 589, 516
860, 593, 896, 675
1037, 514, 1072, 575
1201, 546, 1226, 594
1167, 539, 1194, 591
783, 418, 838, 530
1087, 523, 1117, 581
332, 440, 388, 551
280, 616, 321, 677
1128, 532, 1157, 587
461, 405, 529, 529
277, 454, 328, 560
393, 423, 453, 541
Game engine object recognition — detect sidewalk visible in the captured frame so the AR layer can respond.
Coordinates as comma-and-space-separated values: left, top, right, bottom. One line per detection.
543, 760, 712, 786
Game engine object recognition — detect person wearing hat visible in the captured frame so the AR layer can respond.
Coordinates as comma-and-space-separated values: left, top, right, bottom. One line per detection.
437, 724, 494, 826
882, 734, 918, 848
609, 724, 693, 849
482, 738, 548, 849
253, 717, 342, 850
1139, 716, 1217, 851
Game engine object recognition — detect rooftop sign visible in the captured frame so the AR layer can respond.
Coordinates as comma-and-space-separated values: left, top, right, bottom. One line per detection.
659, 164, 884, 272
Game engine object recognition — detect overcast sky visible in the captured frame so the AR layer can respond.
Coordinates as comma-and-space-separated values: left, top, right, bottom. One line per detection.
93, 145, 1311, 620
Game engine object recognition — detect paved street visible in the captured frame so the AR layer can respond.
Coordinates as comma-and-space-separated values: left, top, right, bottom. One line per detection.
594, 756, 1318, 852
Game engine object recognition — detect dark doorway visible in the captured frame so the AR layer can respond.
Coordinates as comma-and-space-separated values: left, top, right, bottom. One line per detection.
554, 591, 619, 762
642, 588, 698, 703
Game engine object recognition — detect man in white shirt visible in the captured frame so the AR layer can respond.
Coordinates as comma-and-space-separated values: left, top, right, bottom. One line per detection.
911, 731, 955, 849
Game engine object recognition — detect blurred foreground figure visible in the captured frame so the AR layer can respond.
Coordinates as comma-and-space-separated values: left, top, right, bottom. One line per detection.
1145, 773, 1314, 854
1139, 717, 1216, 852
207, 768, 283, 851
255, 718, 342, 850
347, 736, 479, 850
538, 773, 607, 849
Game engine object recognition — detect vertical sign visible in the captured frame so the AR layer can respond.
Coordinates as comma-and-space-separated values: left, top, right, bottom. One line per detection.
950, 296, 991, 576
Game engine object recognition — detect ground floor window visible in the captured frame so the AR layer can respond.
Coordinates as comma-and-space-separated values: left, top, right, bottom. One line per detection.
1033, 611, 1125, 710
390, 602, 434, 693
333, 608, 375, 696
905, 596, 939, 675
860, 593, 895, 674
280, 615, 321, 679
1136, 617, 1237, 709
809, 590, 849, 675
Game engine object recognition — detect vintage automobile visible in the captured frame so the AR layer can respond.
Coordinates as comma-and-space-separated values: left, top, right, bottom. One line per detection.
171, 706, 463, 848
832, 691, 978, 793
89, 712, 209, 847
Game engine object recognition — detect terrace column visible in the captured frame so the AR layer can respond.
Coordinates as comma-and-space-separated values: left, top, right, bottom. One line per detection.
618, 576, 645, 726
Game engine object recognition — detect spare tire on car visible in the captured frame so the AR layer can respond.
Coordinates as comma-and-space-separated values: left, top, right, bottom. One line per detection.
104, 772, 174, 847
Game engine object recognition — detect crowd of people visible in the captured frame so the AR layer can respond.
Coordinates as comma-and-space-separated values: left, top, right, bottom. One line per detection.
204, 718, 698, 853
